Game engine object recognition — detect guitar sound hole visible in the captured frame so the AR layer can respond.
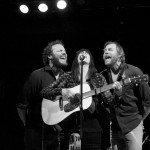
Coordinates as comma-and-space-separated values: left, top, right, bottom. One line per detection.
70, 94, 81, 105
64, 95, 81, 112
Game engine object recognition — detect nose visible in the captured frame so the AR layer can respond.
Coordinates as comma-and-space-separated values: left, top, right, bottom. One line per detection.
104, 49, 108, 54
62, 50, 66, 55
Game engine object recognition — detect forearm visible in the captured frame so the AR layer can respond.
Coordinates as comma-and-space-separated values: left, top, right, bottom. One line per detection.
143, 106, 150, 121
40, 74, 67, 99
17, 108, 27, 126
40, 87, 62, 99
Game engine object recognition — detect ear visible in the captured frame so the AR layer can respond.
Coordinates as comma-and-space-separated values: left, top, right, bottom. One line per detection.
48, 55, 53, 60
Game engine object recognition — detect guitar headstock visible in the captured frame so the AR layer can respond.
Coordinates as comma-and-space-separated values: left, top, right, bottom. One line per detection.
123, 74, 149, 85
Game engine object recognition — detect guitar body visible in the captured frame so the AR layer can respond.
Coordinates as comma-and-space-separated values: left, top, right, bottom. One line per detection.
42, 83, 92, 125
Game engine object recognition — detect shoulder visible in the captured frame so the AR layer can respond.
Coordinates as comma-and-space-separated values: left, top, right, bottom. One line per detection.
29, 67, 47, 80
99, 69, 109, 80
59, 71, 73, 80
30, 68, 44, 76
99, 69, 108, 76
91, 72, 106, 82
126, 64, 144, 76
93, 72, 104, 78
64, 71, 73, 80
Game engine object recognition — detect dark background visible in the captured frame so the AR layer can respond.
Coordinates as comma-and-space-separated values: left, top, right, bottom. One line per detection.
1, 0, 150, 150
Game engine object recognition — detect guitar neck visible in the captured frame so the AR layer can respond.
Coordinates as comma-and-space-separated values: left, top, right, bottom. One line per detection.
83, 80, 123, 99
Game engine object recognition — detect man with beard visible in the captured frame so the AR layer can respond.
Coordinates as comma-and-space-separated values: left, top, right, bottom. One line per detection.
100, 41, 150, 150
17, 40, 68, 150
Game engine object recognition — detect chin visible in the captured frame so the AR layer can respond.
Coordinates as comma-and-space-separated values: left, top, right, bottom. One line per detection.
60, 62, 68, 67
105, 62, 111, 66
104, 61, 109, 65
54, 59, 68, 68
104, 60, 111, 64
60, 60, 67, 65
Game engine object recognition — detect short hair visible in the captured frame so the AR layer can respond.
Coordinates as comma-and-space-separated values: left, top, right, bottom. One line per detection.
42, 40, 64, 66
104, 41, 126, 63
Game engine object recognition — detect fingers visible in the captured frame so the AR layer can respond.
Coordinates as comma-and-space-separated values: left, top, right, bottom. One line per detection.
112, 81, 122, 91
103, 90, 112, 98
62, 89, 74, 98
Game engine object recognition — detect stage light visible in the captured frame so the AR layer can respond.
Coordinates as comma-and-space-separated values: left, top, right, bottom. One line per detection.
38, 3, 48, 12
57, 0, 67, 10
19, 4, 29, 14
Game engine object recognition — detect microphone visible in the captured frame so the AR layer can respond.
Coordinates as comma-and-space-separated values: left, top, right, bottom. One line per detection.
79, 55, 85, 60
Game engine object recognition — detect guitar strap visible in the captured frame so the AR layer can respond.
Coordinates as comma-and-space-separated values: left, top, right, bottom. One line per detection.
100, 69, 110, 85
117, 63, 127, 81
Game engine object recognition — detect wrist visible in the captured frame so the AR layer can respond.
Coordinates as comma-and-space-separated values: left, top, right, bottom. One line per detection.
62, 89, 66, 96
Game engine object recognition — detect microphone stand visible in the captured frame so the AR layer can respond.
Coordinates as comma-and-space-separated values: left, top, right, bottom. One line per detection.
79, 58, 84, 150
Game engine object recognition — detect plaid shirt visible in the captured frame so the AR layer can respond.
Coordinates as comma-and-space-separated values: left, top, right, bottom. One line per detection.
40, 72, 107, 102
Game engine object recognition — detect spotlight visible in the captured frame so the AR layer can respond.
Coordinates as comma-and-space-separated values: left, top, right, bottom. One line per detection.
19, 4, 29, 14
57, 0, 67, 10
38, 3, 48, 12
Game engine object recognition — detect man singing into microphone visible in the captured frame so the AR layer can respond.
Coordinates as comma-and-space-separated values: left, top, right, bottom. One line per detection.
40, 48, 110, 150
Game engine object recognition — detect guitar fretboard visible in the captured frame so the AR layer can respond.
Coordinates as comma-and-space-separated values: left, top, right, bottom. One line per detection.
83, 80, 124, 99
82, 75, 148, 99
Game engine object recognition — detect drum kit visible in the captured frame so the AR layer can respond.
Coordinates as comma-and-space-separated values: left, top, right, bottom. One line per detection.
67, 131, 150, 150
69, 133, 81, 150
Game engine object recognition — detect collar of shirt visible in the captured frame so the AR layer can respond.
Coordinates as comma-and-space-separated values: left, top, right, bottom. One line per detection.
44, 65, 64, 78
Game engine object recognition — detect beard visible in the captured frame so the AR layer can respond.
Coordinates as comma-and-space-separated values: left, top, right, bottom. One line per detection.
52, 55, 68, 68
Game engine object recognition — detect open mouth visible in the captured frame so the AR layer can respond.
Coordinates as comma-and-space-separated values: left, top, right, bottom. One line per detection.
104, 55, 111, 60
60, 55, 66, 60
